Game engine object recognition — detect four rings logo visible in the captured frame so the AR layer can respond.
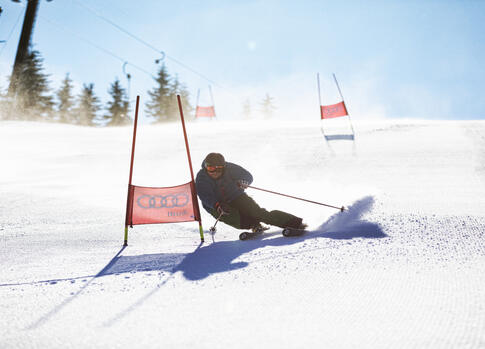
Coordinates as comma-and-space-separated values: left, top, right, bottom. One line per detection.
137, 193, 190, 209
323, 105, 344, 116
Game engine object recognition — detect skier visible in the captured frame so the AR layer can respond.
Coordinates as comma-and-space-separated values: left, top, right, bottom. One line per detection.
195, 152, 307, 234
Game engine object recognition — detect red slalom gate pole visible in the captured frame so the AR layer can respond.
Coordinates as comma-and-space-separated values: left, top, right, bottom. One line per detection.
177, 95, 205, 242
248, 185, 345, 212
124, 95, 140, 246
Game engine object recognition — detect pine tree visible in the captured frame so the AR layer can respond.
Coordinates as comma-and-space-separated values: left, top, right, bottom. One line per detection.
242, 98, 251, 119
0, 85, 8, 120
9, 50, 53, 120
104, 78, 130, 126
168, 75, 192, 120
56, 73, 75, 123
76, 83, 100, 126
146, 64, 172, 122
178, 85, 193, 120
260, 93, 276, 119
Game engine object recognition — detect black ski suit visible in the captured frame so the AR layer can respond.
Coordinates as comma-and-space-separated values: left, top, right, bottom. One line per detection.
195, 161, 303, 230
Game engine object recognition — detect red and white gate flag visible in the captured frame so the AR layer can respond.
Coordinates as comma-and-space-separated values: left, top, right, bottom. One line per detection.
125, 182, 200, 226
195, 106, 216, 117
320, 101, 348, 119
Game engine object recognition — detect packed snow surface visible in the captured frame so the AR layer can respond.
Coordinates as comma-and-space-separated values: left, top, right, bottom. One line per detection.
1, 119, 485, 348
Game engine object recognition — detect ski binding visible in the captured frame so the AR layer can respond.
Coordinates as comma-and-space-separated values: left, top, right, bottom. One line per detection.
282, 227, 306, 237
239, 231, 263, 240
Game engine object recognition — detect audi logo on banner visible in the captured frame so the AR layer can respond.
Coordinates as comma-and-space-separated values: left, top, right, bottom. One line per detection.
136, 193, 190, 209
323, 105, 343, 116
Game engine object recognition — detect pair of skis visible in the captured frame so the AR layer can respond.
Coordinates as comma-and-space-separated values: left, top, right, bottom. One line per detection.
208, 186, 346, 242
239, 227, 305, 241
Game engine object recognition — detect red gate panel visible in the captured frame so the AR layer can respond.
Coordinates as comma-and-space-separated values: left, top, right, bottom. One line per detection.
126, 182, 199, 226
320, 101, 348, 119
195, 106, 216, 118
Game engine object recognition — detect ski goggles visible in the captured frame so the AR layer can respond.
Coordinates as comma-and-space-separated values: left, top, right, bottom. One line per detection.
206, 165, 225, 173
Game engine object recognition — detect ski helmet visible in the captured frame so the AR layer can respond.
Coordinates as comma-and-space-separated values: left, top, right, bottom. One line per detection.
204, 152, 225, 168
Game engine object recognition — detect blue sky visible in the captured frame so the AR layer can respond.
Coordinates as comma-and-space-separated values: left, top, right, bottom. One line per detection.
1, 0, 484, 120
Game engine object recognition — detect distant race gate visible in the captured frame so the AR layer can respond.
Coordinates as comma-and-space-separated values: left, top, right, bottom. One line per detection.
317, 73, 356, 143
195, 85, 217, 119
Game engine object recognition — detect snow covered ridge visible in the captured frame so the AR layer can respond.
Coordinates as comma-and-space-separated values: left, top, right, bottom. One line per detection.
1, 119, 485, 348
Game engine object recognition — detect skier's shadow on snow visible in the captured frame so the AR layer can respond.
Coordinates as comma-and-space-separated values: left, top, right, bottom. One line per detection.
101, 196, 385, 326
94, 196, 384, 282
175, 195, 386, 281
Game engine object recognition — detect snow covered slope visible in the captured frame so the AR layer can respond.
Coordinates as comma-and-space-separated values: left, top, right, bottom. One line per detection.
1, 119, 484, 348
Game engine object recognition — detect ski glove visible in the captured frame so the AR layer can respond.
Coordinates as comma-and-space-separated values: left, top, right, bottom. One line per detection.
215, 202, 231, 216
237, 180, 250, 189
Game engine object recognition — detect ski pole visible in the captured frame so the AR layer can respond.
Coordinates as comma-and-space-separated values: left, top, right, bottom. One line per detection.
248, 185, 345, 212
209, 212, 224, 233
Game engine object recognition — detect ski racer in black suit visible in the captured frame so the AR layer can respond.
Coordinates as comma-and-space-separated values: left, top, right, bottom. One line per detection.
196, 152, 306, 233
